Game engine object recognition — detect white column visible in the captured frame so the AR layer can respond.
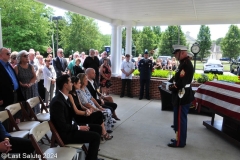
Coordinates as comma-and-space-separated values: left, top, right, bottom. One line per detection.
125, 25, 132, 55
110, 24, 118, 77
0, 8, 3, 48
116, 26, 123, 75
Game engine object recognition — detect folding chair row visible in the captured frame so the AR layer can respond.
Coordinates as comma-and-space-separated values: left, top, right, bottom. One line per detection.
29, 121, 77, 160
0, 110, 29, 138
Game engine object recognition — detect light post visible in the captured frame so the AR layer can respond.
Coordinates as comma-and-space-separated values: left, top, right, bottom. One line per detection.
52, 16, 62, 52
0, 8, 3, 48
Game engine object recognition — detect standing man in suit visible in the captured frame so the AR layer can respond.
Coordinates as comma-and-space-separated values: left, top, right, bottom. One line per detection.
138, 51, 153, 100
83, 49, 101, 87
53, 48, 68, 94
0, 48, 25, 130
50, 74, 102, 160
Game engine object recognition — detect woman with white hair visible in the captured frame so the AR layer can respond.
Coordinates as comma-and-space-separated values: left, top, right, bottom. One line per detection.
14, 50, 40, 114
43, 58, 56, 106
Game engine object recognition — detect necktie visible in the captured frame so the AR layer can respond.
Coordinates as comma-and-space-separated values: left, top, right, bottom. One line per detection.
66, 98, 71, 107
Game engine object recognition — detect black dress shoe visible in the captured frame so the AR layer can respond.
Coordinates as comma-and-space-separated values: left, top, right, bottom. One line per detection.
128, 95, 133, 98
139, 97, 143, 100
171, 125, 174, 128
107, 130, 113, 133
146, 97, 150, 100
120, 95, 124, 98
171, 138, 176, 142
168, 142, 185, 148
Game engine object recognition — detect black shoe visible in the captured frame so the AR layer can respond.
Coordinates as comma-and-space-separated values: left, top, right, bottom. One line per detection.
168, 142, 185, 148
139, 97, 143, 100
107, 130, 113, 133
120, 95, 124, 98
127, 95, 133, 98
146, 97, 150, 100
171, 138, 176, 142
171, 125, 174, 128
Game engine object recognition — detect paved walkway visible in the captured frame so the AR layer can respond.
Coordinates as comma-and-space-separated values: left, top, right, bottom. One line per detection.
98, 95, 240, 160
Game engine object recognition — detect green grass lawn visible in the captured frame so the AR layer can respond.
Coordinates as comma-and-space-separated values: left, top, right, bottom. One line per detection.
191, 61, 230, 72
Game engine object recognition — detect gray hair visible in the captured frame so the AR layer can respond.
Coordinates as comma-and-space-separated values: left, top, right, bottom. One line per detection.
17, 50, 28, 64
85, 68, 94, 75
89, 49, 95, 53
73, 52, 80, 59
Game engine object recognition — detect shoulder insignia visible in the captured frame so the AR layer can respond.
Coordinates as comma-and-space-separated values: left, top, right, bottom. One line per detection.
180, 69, 185, 77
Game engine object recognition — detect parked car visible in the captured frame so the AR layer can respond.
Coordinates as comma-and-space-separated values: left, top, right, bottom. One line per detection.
220, 57, 230, 62
203, 59, 223, 74
230, 60, 240, 74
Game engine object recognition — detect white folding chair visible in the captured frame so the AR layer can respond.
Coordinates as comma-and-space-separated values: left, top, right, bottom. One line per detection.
0, 110, 29, 138
5, 102, 40, 131
26, 96, 50, 122
29, 121, 76, 160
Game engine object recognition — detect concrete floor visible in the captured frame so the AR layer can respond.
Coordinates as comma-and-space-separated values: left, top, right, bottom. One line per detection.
98, 95, 240, 160
39, 95, 240, 160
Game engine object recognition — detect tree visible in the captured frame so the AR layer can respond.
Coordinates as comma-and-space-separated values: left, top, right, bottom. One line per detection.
216, 38, 223, 45
152, 26, 161, 49
158, 26, 187, 56
221, 25, 240, 60
136, 26, 156, 56
60, 12, 102, 56
98, 34, 111, 53
197, 25, 212, 61
0, 0, 53, 53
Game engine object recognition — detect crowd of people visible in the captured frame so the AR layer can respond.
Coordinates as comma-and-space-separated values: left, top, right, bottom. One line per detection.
0, 44, 195, 159
0, 47, 121, 160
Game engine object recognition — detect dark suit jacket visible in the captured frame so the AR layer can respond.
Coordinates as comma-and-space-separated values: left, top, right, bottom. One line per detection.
0, 63, 24, 109
52, 57, 68, 77
87, 81, 99, 100
50, 92, 78, 143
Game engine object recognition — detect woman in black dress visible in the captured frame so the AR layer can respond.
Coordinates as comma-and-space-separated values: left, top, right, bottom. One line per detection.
68, 76, 113, 140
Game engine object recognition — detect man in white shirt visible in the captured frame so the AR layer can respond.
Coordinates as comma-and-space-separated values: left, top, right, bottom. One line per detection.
120, 54, 135, 98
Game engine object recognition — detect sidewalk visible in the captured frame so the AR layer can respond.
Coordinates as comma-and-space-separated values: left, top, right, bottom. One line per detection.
98, 95, 240, 160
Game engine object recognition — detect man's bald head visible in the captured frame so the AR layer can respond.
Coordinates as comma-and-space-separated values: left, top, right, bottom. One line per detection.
0, 47, 11, 62
85, 68, 96, 80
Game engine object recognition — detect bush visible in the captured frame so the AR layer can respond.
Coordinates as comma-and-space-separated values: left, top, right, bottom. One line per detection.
133, 69, 239, 83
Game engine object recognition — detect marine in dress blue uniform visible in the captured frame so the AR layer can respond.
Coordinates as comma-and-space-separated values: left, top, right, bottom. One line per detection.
168, 45, 194, 147
138, 51, 153, 100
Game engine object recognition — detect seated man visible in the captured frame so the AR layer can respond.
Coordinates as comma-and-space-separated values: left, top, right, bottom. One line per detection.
0, 122, 34, 160
50, 74, 102, 160
85, 68, 120, 121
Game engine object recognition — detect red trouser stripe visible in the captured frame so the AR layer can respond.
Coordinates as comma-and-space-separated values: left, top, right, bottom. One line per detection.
177, 106, 181, 146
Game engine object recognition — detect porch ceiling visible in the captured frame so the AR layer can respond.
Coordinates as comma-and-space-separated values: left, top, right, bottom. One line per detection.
37, 0, 240, 26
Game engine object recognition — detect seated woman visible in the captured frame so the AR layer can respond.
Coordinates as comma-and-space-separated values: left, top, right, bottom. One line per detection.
77, 73, 113, 132
171, 57, 178, 71
166, 58, 172, 70
68, 77, 113, 140
154, 58, 162, 70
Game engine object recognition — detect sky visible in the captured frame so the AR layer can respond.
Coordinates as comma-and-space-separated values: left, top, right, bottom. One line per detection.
51, 6, 240, 41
